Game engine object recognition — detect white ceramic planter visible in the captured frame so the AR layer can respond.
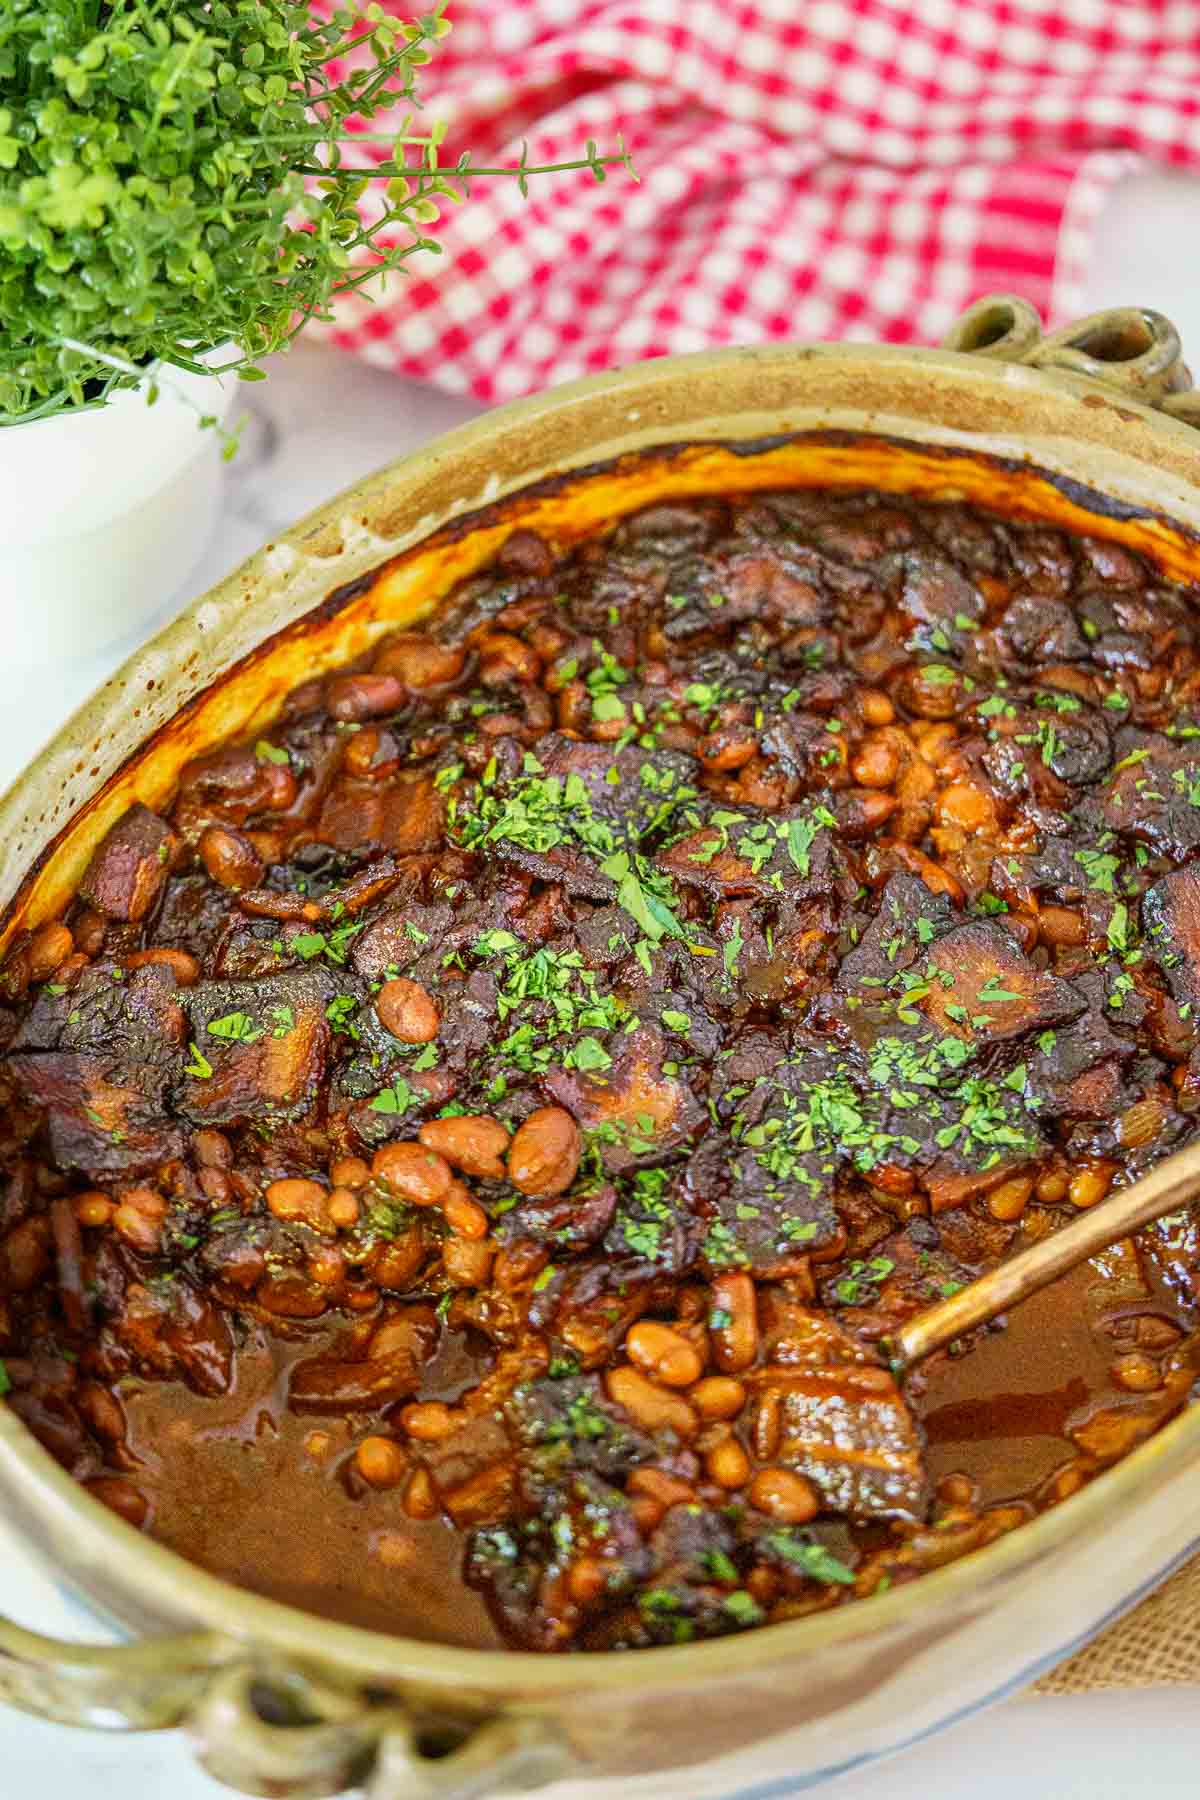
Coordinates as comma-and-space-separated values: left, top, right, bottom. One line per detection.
0, 353, 235, 663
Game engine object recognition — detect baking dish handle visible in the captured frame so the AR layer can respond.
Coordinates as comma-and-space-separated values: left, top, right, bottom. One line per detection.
0, 1616, 573, 1799
942, 293, 1200, 425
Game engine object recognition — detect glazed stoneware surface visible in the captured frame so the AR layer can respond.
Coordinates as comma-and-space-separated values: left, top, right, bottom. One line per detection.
5, 325, 1200, 1798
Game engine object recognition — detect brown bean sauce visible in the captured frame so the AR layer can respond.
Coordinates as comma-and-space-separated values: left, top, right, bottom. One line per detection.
2, 488, 1200, 1652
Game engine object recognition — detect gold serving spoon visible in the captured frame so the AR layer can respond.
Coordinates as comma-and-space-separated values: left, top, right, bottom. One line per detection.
891, 1139, 1200, 1371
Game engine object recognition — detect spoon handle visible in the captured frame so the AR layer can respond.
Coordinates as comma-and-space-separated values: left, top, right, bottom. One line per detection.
891, 1137, 1200, 1371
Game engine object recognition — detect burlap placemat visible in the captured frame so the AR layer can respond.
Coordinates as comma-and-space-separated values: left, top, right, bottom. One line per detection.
1033, 1556, 1200, 1693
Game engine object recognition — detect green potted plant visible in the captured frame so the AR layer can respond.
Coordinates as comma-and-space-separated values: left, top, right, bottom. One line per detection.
0, 0, 628, 657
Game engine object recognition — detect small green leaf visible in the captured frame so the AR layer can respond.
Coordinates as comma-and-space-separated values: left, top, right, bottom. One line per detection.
591, 692, 626, 722
207, 1011, 262, 1043
764, 1532, 855, 1585
370, 1077, 417, 1115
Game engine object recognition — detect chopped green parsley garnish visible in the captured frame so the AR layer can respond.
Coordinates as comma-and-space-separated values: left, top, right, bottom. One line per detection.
255, 739, 290, 766
207, 1010, 262, 1044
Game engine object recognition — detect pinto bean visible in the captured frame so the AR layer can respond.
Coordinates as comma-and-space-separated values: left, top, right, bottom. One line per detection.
308, 1248, 346, 1287
629, 1495, 665, 1533
892, 844, 965, 903
373, 635, 466, 688
49, 952, 89, 988
330, 1156, 371, 1190
709, 1273, 758, 1373
748, 1467, 819, 1524
198, 825, 264, 892
627, 1468, 696, 1508
327, 1189, 360, 1229
402, 1467, 440, 1519
496, 528, 554, 577
937, 783, 997, 833
840, 789, 897, 836
699, 731, 757, 771
937, 1473, 977, 1508
606, 1366, 698, 1440
2, 949, 35, 1010
418, 1115, 508, 1180
566, 1556, 608, 1604
237, 888, 322, 923
344, 1285, 379, 1311
73, 908, 106, 956
1068, 1163, 1115, 1210
124, 947, 201, 986
1111, 1352, 1161, 1392
258, 1274, 329, 1319
400, 1401, 461, 1442
1135, 1316, 1181, 1351
625, 1321, 703, 1389
27, 922, 73, 982
112, 1189, 166, 1255
914, 721, 960, 768
898, 665, 962, 720
1045, 1465, 1087, 1505
74, 1192, 113, 1228
706, 1438, 751, 1489
556, 680, 591, 732
375, 977, 440, 1044
690, 1376, 747, 1420
179, 746, 296, 818
443, 1236, 494, 1286
476, 632, 541, 687
1039, 905, 1086, 948
860, 689, 895, 726
507, 1107, 581, 1197
245, 828, 286, 864
366, 1234, 428, 1290
442, 1186, 489, 1240
325, 672, 405, 722
194, 1129, 233, 1169
895, 759, 936, 806
987, 1175, 1033, 1223
851, 734, 901, 787
371, 1142, 452, 1205
355, 1435, 407, 1489
265, 1178, 330, 1230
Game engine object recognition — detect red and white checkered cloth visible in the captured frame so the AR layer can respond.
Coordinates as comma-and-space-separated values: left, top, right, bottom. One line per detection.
321, 0, 1200, 404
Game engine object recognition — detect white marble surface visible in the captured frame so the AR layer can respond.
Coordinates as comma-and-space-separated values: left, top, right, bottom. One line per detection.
4, 166, 1200, 1796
